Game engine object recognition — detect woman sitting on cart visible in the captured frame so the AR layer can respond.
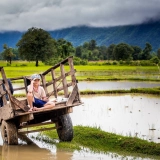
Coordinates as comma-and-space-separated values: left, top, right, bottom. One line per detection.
27, 74, 55, 112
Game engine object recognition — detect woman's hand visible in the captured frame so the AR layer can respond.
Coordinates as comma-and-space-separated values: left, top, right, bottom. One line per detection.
31, 80, 34, 85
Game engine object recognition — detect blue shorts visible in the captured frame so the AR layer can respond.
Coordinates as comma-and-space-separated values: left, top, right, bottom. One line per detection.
33, 97, 47, 108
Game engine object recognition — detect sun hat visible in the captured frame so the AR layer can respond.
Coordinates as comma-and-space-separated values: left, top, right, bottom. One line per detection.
31, 74, 41, 80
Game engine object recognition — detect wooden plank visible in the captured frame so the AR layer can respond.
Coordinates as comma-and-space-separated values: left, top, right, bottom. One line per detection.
42, 56, 73, 75
20, 121, 53, 129
13, 86, 25, 91
10, 95, 30, 112
19, 113, 34, 123
55, 82, 72, 93
0, 80, 3, 85
9, 76, 24, 81
60, 64, 68, 97
24, 77, 29, 94
18, 126, 57, 134
9, 101, 82, 119
0, 83, 7, 106
1, 68, 11, 95
68, 57, 77, 86
65, 69, 76, 77
41, 74, 48, 94
66, 84, 78, 106
51, 69, 58, 98
0, 104, 14, 121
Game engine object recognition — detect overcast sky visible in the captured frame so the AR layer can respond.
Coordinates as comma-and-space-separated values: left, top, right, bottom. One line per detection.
0, 0, 160, 32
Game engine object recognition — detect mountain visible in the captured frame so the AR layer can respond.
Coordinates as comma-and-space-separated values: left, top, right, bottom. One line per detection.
0, 21, 160, 52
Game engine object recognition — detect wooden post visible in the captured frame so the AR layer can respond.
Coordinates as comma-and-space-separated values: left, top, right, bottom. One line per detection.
0, 68, 11, 94
68, 57, 76, 86
68, 57, 81, 103
24, 77, 28, 94
60, 64, 68, 98
51, 69, 58, 98
41, 74, 48, 95
0, 83, 7, 106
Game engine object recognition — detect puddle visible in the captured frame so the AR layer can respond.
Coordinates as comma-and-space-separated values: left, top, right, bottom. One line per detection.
0, 134, 154, 160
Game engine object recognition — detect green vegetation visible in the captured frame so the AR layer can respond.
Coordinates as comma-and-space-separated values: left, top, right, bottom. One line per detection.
1, 44, 15, 65
16, 27, 57, 66
33, 125, 160, 159
80, 87, 160, 95
1, 26, 160, 66
0, 61, 159, 81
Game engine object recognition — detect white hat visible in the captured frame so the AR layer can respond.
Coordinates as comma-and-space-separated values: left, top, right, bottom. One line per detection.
31, 74, 40, 80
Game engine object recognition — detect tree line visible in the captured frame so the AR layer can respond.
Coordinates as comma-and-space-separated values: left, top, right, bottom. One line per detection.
0, 27, 160, 66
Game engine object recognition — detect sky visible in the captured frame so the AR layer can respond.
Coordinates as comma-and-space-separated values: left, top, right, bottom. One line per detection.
0, 0, 160, 32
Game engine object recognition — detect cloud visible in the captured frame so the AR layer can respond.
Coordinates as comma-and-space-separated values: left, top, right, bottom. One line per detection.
0, 0, 160, 32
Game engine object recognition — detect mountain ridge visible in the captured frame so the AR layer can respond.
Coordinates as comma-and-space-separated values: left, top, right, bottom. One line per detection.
0, 21, 160, 52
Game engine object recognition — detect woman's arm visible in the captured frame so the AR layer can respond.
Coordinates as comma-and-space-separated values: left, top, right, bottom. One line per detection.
27, 80, 34, 93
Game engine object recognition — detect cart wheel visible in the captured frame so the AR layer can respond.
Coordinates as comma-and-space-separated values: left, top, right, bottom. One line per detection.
1, 120, 18, 145
56, 114, 73, 141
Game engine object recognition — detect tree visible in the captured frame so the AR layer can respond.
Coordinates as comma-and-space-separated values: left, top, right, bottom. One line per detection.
113, 43, 134, 61
88, 39, 97, 51
12, 48, 19, 60
107, 44, 116, 60
92, 49, 100, 60
75, 46, 82, 58
1, 44, 15, 64
131, 46, 142, 60
56, 39, 74, 58
83, 42, 89, 49
150, 56, 159, 64
157, 48, 160, 59
98, 46, 107, 60
16, 27, 56, 66
141, 42, 152, 60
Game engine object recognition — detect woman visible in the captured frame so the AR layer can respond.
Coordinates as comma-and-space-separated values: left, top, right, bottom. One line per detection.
27, 74, 55, 112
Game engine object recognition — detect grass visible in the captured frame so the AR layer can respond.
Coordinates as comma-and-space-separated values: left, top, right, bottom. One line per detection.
33, 125, 160, 159
0, 61, 160, 81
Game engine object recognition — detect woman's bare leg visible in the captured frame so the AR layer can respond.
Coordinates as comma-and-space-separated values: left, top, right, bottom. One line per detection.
34, 101, 55, 111
27, 92, 34, 111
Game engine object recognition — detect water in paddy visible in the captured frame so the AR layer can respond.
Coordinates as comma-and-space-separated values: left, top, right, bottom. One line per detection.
13, 80, 160, 94
0, 94, 159, 160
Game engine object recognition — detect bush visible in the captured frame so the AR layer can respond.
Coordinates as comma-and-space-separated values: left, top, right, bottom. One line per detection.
45, 57, 63, 65
150, 56, 159, 64
6, 63, 11, 66
112, 61, 118, 65
139, 60, 155, 66
20, 64, 27, 66
74, 57, 88, 65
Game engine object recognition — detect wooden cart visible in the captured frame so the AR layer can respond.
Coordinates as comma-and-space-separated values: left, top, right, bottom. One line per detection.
0, 56, 82, 145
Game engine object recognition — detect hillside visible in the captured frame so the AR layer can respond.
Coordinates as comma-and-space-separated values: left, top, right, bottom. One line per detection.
0, 21, 160, 52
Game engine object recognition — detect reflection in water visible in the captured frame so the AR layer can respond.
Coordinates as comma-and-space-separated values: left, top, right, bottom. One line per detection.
2, 144, 54, 160
1, 142, 153, 160
1, 134, 73, 160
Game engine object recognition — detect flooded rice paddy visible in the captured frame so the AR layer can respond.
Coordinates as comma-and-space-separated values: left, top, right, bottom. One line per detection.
13, 80, 160, 94
1, 93, 160, 160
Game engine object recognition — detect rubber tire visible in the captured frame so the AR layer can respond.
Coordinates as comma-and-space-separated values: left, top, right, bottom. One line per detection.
1, 120, 18, 145
56, 114, 73, 141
